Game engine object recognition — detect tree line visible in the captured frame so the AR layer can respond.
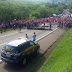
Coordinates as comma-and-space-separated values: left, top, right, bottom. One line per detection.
0, 1, 65, 22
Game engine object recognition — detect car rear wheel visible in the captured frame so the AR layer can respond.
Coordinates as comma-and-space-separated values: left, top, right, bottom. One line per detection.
20, 58, 27, 66
35, 49, 39, 55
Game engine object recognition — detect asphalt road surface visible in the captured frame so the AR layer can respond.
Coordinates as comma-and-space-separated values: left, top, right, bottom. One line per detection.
0, 24, 57, 59
0, 23, 60, 72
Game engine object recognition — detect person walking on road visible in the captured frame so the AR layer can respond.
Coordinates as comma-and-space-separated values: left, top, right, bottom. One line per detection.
4, 24, 6, 32
25, 34, 29, 39
49, 22, 52, 30
18, 23, 21, 33
32, 32, 36, 41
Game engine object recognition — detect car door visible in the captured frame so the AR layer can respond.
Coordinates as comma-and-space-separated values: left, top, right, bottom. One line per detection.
25, 41, 35, 55
29, 41, 38, 54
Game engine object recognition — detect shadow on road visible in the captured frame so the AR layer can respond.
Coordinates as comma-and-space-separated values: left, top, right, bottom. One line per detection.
3, 53, 46, 72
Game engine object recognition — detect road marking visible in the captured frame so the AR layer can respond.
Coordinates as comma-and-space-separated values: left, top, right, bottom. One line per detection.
0, 30, 39, 64
0, 28, 58, 64
36, 28, 58, 41
0, 28, 58, 46
0, 32, 17, 38
0, 30, 38, 46
0, 29, 27, 38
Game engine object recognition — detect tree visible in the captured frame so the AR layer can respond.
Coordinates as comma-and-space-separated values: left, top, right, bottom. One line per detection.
37, 7, 48, 18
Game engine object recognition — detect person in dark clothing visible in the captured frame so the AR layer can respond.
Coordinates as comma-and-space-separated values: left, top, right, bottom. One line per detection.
18, 24, 21, 33
4, 24, 6, 32
49, 22, 52, 30
25, 34, 29, 39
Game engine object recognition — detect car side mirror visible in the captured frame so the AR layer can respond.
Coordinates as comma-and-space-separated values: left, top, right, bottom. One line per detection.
34, 42, 38, 45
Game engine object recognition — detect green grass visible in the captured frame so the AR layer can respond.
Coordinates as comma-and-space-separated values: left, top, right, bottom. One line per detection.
38, 28, 72, 72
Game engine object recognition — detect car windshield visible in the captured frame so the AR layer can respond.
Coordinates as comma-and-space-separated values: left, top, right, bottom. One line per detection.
3, 45, 17, 53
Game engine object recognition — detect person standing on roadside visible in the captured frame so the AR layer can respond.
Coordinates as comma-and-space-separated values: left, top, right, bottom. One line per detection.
49, 22, 52, 30
65, 22, 67, 31
18, 23, 21, 33
25, 34, 29, 39
4, 24, 6, 32
0, 25, 2, 33
32, 32, 36, 41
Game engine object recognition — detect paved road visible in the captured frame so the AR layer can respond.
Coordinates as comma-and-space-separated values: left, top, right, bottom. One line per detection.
0, 24, 57, 59
0, 28, 65, 72
0, 23, 64, 72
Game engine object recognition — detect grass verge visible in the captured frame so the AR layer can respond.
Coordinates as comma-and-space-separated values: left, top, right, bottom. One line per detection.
38, 28, 72, 72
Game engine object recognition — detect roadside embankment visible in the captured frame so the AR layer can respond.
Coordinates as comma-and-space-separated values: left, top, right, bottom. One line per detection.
38, 28, 65, 55
38, 28, 72, 72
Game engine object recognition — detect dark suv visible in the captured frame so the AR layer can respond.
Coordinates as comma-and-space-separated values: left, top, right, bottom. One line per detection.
1, 39, 40, 65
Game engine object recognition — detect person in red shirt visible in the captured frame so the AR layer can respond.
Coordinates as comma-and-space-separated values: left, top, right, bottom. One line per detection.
0, 25, 2, 33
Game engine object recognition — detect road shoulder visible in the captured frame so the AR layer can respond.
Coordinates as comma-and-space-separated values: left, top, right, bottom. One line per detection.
38, 28, 65, 54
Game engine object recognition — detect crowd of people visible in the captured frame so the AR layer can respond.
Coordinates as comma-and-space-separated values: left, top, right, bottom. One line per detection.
57, 15, 72, 29
0, 15, 72, 33
0, 18, 53, 33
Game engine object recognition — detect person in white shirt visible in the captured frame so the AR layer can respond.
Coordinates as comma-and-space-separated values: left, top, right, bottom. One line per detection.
32, 32, 36, 41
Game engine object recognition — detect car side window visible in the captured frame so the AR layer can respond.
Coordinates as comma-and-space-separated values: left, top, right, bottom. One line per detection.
17, 44, 25, 53
17, 42, 30, 53
30, 41, 35, 47
17, 41, 34, 53
24, 42, 30, 49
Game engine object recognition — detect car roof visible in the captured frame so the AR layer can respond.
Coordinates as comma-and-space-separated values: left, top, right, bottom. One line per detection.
6, 39, 30, 47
